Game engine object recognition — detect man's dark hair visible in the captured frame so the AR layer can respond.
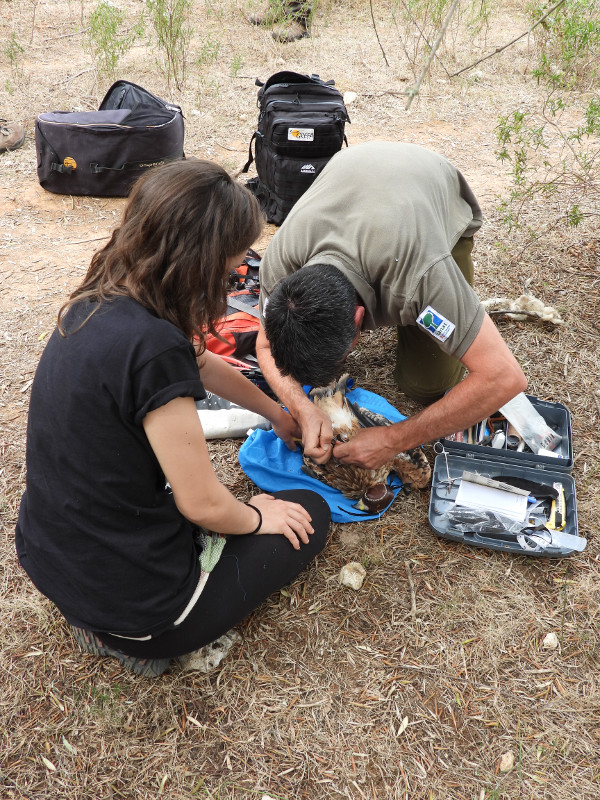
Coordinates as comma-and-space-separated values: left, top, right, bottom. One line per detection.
264, 264, 358, 386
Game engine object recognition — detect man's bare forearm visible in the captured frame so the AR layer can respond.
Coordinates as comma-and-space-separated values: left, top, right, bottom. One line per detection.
334, 314, 527, 469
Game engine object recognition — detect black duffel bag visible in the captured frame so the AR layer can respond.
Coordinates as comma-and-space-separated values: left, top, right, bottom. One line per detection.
35, 81, 185, 197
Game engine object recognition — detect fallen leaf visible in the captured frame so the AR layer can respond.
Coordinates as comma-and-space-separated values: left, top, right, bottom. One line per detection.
62, 736, 77, 755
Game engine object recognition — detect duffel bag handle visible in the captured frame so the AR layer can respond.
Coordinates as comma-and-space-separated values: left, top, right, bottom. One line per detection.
51, 161, 74, 174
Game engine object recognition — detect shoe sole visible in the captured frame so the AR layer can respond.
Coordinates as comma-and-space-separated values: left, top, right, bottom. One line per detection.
71, 627, 171, 677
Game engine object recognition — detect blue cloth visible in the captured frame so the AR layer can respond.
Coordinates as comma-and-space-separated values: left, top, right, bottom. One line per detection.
238, 387, 406, 523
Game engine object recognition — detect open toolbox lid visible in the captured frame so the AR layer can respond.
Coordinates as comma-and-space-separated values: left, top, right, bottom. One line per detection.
429, 450, 583, 557
439, 395, 573, 472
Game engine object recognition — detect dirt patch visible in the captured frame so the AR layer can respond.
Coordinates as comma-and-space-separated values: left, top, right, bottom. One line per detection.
2, 2, 599, 800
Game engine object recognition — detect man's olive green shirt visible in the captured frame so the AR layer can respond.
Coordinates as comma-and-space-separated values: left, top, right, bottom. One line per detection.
259, 141, 485, 360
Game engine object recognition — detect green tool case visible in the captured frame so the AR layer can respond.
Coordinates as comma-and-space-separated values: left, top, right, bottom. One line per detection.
429, 395, 582, 558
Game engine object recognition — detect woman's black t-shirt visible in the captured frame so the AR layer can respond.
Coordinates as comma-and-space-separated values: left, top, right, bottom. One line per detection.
15, 297, 207, 638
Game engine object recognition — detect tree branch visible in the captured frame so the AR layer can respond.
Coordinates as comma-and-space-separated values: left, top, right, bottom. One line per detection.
369, 0, 389, 67
449, 0, 567, 78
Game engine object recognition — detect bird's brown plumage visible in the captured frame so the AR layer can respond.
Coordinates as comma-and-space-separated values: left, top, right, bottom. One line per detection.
302, 375, 431, 511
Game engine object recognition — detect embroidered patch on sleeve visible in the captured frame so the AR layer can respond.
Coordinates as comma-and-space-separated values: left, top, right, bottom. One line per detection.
416, 305, 455, 342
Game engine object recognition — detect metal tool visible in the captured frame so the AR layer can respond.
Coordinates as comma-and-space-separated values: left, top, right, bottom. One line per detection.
433, 442, 457, 492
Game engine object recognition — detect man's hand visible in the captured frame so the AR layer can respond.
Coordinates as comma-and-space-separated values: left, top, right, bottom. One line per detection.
333, 425, 399, 469
333, 314, 528, 470
297, 404, 335, 463
269, 403, 334, 461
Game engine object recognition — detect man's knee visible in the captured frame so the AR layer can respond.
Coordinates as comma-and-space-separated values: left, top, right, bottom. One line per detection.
393, 334, 466, 405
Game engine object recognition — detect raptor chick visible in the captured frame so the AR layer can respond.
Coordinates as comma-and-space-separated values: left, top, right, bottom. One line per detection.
302, 375, 431, 512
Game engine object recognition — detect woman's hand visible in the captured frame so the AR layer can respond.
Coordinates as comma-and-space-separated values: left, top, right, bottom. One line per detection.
270, 407, 302, 450
248, 493, 314, 550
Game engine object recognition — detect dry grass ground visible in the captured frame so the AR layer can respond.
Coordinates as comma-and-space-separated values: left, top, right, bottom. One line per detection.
1, 1, 599, 798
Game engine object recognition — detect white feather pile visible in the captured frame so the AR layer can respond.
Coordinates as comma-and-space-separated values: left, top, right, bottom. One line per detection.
482, 293, 564, 325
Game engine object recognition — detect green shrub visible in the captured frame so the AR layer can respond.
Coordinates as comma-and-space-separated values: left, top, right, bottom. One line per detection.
495, 0, 600, 234
87, 1, 142, 77
527, 0, 600, 87
145, 0, 192, 90
4, 33, 25, 79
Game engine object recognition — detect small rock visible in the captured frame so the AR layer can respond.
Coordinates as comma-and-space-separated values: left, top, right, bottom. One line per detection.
343, 91, 357, 105
178, 631, 242, 673
542, 631, 559, 650
339, 561, 366, 590
499, 750, 514, 772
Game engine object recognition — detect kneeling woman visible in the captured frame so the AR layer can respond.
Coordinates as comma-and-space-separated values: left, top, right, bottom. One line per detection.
15, 160, 330, 676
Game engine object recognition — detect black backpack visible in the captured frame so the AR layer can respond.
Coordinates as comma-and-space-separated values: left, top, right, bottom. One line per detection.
241, 71, 350, 225
35, 80, 185, 197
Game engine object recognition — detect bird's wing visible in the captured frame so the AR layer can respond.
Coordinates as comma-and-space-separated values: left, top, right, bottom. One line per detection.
351, 402, 431, 488
349, 401, 393, 429
391, 448, 431, 489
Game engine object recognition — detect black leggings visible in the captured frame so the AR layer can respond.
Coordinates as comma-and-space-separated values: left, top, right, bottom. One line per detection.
98, 490, 331, 659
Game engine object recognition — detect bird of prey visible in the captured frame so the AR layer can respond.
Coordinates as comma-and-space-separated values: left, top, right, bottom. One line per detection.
301, 374, 431, 513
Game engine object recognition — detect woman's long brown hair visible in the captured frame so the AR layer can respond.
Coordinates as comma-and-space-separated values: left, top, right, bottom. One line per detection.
58, 159, 263, 349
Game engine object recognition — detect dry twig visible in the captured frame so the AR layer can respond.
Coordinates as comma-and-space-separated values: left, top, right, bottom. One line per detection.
404, 560, 418, 622
405, 0, 460, 110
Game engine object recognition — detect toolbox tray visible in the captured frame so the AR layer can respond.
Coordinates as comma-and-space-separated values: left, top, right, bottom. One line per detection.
430, 396, 580, 558
439, 394, 573, 471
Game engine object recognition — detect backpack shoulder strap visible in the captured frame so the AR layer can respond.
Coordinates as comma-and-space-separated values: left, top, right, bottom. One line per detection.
241, 131, 257, 174
225, 296, 260, 318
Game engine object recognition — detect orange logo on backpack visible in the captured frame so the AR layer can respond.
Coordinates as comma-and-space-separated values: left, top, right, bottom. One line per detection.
64, 156, 77, 170
287, 127, 314, 142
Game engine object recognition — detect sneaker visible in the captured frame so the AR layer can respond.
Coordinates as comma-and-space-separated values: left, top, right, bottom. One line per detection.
0, 120, 25, 153
70, 626, 171, 677
272, 18, 309, 42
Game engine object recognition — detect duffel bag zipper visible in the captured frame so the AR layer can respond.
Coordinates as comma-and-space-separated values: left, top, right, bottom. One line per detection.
41, 120, 177, 130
